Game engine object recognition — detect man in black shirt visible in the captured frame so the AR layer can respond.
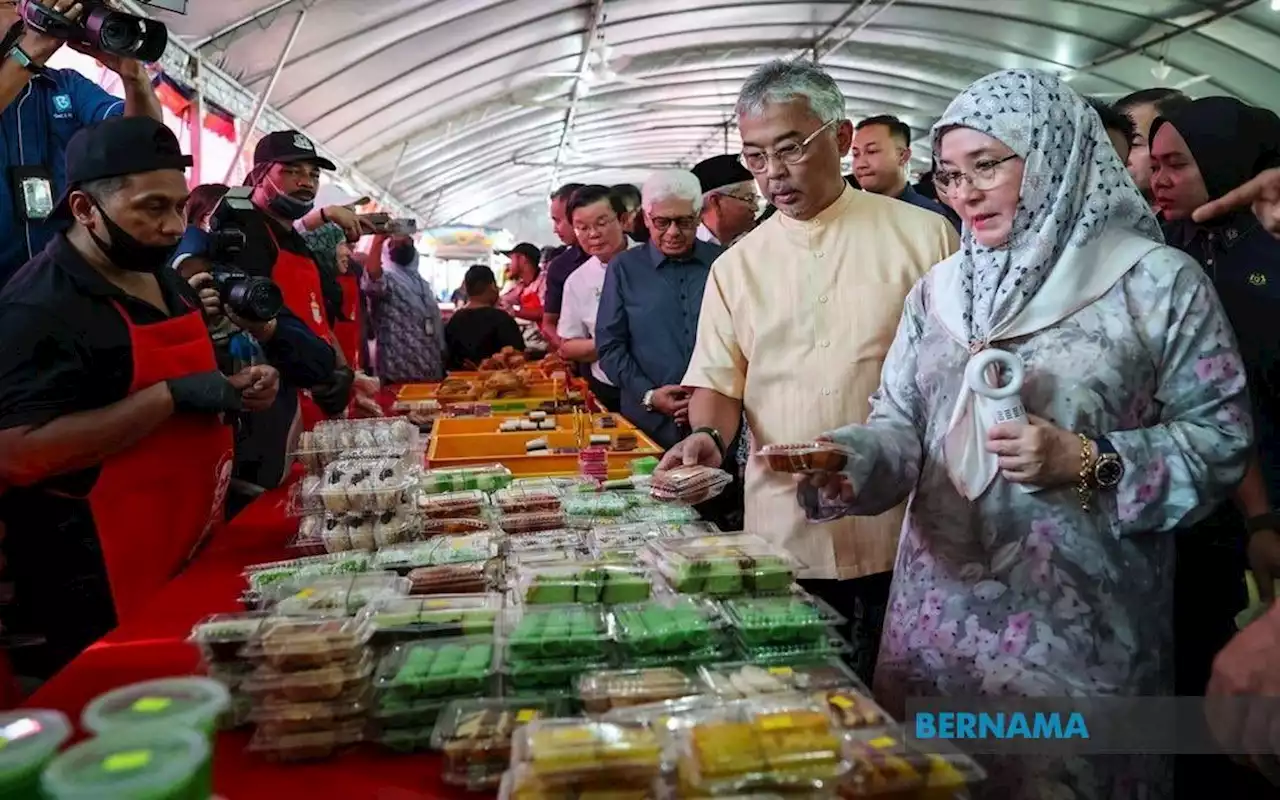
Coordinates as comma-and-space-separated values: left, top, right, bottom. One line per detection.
0, 117, 279, 678
445, 265, 524, 370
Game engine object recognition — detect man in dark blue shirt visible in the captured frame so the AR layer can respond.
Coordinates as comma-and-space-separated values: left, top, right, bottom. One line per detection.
541, 182, 588, 352
596, 170, 724, 449
0, 0, 163, 286
851, 114, 959, 230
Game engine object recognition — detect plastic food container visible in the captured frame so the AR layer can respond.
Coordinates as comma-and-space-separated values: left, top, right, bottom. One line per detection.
316, 458, 414, 513
420, 517, 492, 537
370, 593, 502, 643
650, 534, 800, 597
757, 441, 854, 474
407, 562, 493, 595
242, 552, 374, 593
189, 611, 271, 665
417, 489, 489, 520
494, 487, 563, 514
420, 464, 513, 494
624, 503, 701, 525
499, 511, 569, 535
672, 698, 850, 794
511, 719, 666, 787
248, 721, 364, 762
249, 688, 372, 736
498, 768, 656, 800
608, 596, 725, 657
243, 610, 375, 672
649, 465, 733, 505
504, 529, 585, 554
432, 697, 567, 790
842, 727, 987, 799
303, 509, 418, 552
373, 638, 497, 703
503, 605, 610, 662
578, 668, 700, 713
41, 727, 209, 800
698, 658, 863, 698
721, 590, 845, 646
0, 710, 71, 798
518, 564, 653, 605
373, 533, 496, 573
243, 653, 376, 703
82, 678, 230, 740
273, 574, 411, 616
562, 492, 630, 518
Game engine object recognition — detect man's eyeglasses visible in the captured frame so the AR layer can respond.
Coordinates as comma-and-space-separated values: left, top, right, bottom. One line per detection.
716, 190, 758, 207
573, 215, 620, 236
933, 154, 1020, 194
739, 119, 840, 174
650, 216, 699, 232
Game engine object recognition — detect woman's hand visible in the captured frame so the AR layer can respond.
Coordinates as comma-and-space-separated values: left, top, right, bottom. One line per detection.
986, 414, 1081, 487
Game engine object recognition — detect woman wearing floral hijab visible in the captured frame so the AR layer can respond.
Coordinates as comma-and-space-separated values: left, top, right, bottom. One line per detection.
801, 70, 1252, 796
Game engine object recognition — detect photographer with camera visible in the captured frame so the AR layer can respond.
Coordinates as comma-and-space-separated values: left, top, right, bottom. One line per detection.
0, 0, 164, 288
0, 117, 278, 678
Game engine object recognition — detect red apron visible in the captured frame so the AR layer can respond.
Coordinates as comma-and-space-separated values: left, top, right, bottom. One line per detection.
264, 225, 333, 430
334, 272, 361, 372
85, 299, 235, 624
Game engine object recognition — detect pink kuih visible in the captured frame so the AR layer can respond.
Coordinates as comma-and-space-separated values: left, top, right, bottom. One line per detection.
578, 447, 608, 482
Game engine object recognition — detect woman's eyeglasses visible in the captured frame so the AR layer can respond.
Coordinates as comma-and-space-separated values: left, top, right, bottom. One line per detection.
739, 119, 840, 174
933, 155, 1020, 193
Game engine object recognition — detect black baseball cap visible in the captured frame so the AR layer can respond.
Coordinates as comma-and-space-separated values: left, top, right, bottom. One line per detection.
498, 242, 540, 263
52, 116, 193, 221
253, 130, 337, 170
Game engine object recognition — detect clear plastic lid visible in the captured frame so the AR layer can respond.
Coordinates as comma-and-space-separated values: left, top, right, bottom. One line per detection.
420, 517, 493, 537
373, 533, 497, 572
407, 562, 494, 595
497, 767, 659, 800
585, 523, 658, 555
624, 503, 701, 525
272, 574, 412, 616
506, 548, 591, 570
649, 466, 733, 505
370, 593, 502, 641
562, 492, 631, 518
577, 668, 700, 713
242, 653, 376, 704
494, 487, 563, 514
756, 441, 854, 474
511, 719, 666, 785
417, 489, 489, 519
188, 611, 271, 664
311, 418, 419, 453
607, 596, 725, 657
517, 563, 653, 606
502, 605, 610, 662
303, 508, 420, 553
0, 710, 71, 780
243, 609, 375, 672
248, 687, 372, 734
842, 727, 987, 797
242, 552, 374, 592
697, 658, 865, 700
82, 677, 229, 736
420, 464, 513, 495
432, 697, 568, 791
499, 511, 569, 535
720, 590, 846, 646
247, 721, 364, 762
373, 637, 498, 701
734, 632, 853, 664
504, 529, 585, 554
315, 458, 415, 513
501, 654, 612, 692
672, 697, 850, 794
650, 534, 801, 597
41, 727, 209, 800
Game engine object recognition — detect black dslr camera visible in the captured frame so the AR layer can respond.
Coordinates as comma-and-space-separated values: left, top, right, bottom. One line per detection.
18, 1, 186, 63
207, 187, 283, 323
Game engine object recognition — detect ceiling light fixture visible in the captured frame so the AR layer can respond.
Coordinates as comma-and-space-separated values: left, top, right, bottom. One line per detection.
1151, 59, 1172, 81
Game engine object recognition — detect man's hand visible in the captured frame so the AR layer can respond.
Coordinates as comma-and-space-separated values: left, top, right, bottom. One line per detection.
657, 431, 722, 473
1206, 601, 1280, 782
650, 385, 689, 418
1248, 529, 1280, 604
15, 1, 82, 63
1194, 168, 1280, 237
322, 206, 364, 242
228, 365, 279, 412
68, 41, 143, 79
188, 272, 221, 322
311, 366, 355, 417
986, 414, 1081, 487
166, 370, 241, 414
350, 371, 384, 418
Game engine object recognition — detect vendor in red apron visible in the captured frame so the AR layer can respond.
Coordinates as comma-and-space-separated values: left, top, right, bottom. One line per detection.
0, 117, 279, 680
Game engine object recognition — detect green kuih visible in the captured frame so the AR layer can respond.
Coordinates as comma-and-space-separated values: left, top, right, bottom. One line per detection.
42, 728, 210, 800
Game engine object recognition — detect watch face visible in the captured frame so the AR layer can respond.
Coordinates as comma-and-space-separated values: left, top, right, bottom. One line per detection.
1096, 457, 1124, 488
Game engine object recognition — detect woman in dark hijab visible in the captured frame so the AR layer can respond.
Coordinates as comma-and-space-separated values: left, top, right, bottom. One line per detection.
1150, 96, 1280, 799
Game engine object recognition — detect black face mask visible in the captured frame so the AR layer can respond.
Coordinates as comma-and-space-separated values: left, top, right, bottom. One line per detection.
264, 175, 314, 221
88, 201, 177, 273
389, 244, 416, 265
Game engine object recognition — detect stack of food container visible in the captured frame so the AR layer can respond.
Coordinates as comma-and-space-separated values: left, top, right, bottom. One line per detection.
430, 697, 569, 791
500, 605, 613, 693
501, 719, 668, 798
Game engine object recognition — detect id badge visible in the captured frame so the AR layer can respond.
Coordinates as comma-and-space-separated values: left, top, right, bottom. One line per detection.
9, 165, 55, 221
424, 319, 435, 337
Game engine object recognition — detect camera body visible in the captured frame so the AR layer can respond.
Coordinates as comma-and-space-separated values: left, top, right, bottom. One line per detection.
18, 0, 178, 62
207, 187, 283, 323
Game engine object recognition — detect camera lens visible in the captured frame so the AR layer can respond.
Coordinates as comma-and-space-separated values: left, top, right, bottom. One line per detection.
97, 14, 140, 52
239, 280, 284, 323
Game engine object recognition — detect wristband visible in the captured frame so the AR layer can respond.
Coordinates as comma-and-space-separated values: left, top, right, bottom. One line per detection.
1246, 512, 1280, 536
6, 45, 41, 74
692, 426, 725, 456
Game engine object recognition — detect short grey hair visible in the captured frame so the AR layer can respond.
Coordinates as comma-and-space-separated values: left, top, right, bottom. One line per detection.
641, 170, 703, 214
736, 59, 846, 124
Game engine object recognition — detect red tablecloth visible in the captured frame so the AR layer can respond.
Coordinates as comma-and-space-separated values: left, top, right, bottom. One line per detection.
23, 478, 470, 800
